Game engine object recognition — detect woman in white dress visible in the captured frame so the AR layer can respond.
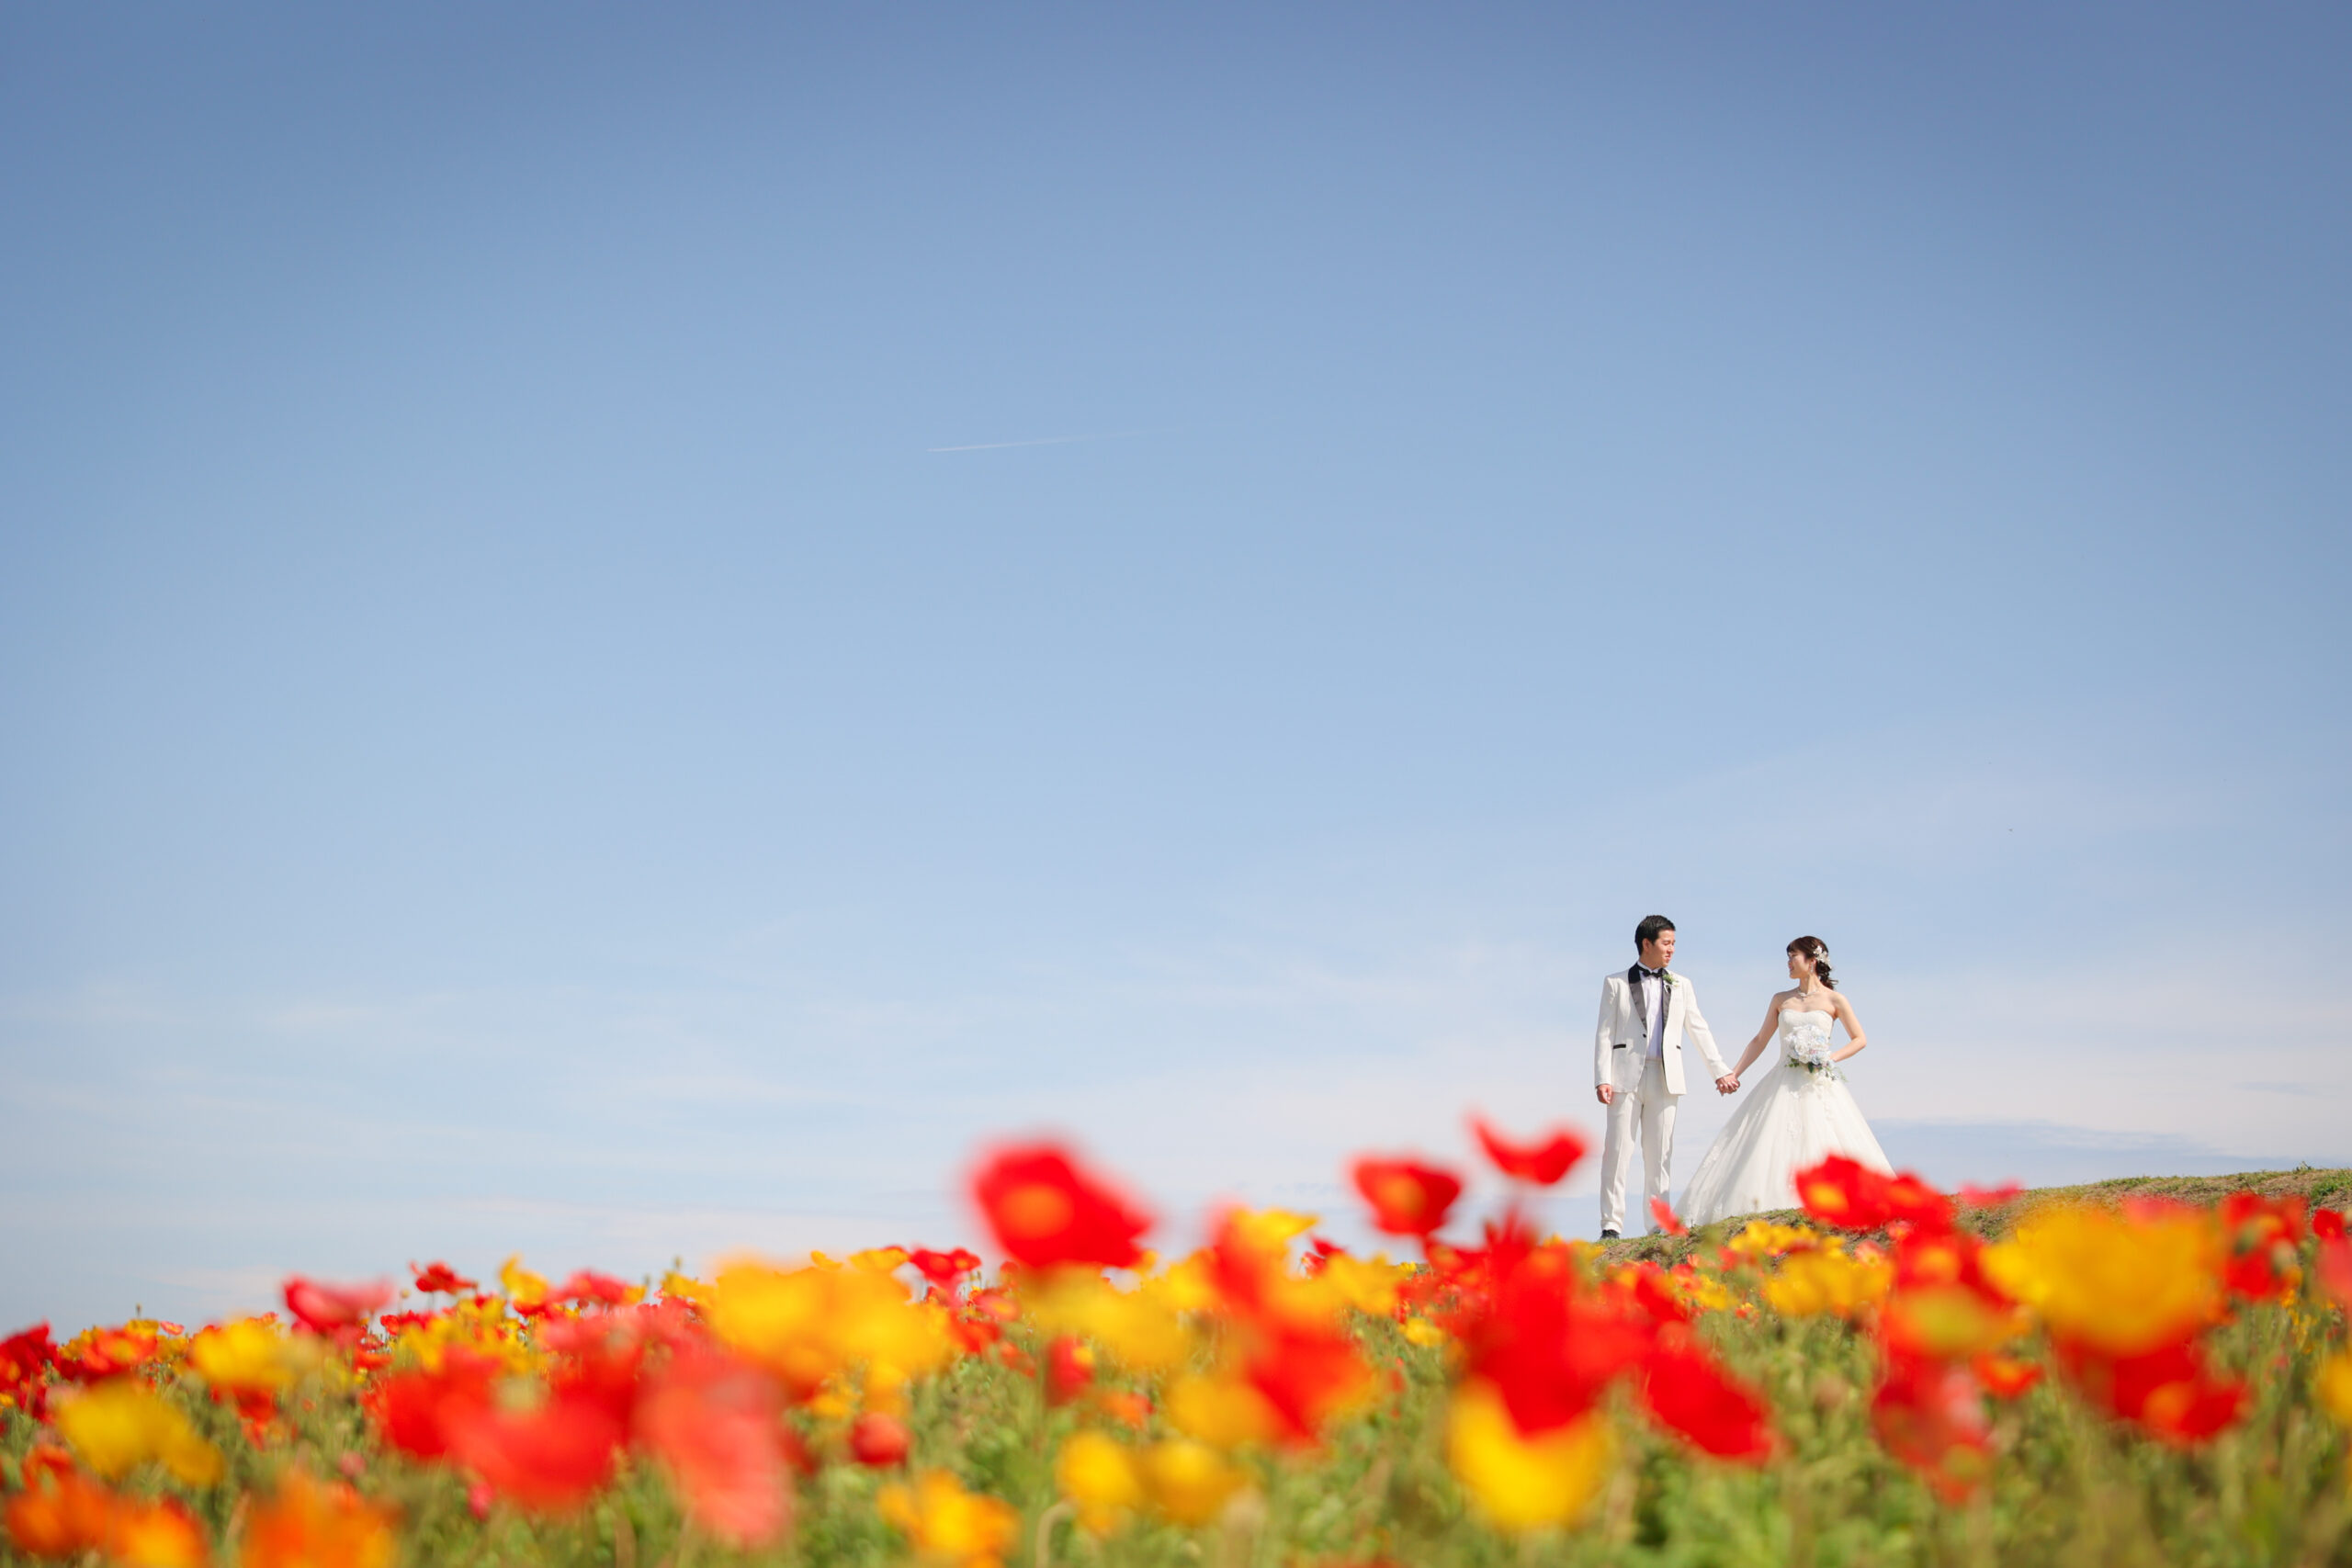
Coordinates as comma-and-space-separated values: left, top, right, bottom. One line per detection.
1677, 936, 1894, 1228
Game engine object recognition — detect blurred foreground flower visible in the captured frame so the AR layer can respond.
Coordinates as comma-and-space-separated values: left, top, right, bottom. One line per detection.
441, 1376, 629, 1512
190, 1318, 307, 1396
1350, 1156, 1463, 1239
707, 1258, 950, 1401
850, 1411, 911, 1467
632, 1347, 794, 1548
2218, 1192, 2306, 1302
1794, 1156, 2025, 1495
878, 1469, 1019, 1568
410, 1262, 478, 1296
1983, 1203, 2223, 1357
1137, 1439, 1249, 1526
909, 1247, 981, 1292
4, 1448, 209, 1567
1984, 1201, 2245, 1444
53, 1381, 222, 1487
281, 1278, 392, 1340
971, 1144, 1153, 1270
1469, 1115, 1588, 1187
3, 1124, 2342, 1567
241, 1471, 395, 1568
1446, 1379, 1612, 1533
1056, 1429, 1144, 1534
1, 1323, 55, 1418
1759, 1242, 1890, 1318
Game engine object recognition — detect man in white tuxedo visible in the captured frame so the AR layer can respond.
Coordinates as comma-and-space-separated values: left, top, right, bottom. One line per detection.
1593, 915, 1735, 1238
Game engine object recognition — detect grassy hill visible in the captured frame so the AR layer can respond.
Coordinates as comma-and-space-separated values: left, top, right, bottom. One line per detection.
1602, 1164, 2352, 1264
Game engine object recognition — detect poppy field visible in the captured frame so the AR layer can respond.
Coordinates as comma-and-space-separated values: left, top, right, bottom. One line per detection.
5, 1125, 2351, 1568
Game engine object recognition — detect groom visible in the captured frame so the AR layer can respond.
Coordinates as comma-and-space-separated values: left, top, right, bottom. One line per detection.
1593, 915, 1735, 1238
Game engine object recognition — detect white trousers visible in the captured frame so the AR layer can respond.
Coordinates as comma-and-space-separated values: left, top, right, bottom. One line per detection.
1599, 1055, 1678, 1235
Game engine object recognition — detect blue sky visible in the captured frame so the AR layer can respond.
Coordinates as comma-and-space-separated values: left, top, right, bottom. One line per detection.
3, 4, 2347, 1332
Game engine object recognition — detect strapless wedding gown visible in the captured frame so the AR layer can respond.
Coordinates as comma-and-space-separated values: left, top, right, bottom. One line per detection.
1677, 1010, 1894, 1228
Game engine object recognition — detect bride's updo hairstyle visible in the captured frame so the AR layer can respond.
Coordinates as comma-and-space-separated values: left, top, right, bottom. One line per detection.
1788, 935, 1835, 988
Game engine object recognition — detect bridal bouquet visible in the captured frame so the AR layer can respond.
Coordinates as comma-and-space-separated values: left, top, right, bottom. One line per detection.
1789, 1040, 1843, 1081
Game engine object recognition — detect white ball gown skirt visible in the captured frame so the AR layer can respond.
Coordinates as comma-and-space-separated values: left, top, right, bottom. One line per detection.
1678, 1010, 1894, 1228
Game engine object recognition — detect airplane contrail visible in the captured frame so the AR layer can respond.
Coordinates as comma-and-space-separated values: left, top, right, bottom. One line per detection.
926, 428, 1160, 453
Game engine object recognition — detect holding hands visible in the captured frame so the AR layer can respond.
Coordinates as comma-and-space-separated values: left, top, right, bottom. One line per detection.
1600, 1077, 1736, 1102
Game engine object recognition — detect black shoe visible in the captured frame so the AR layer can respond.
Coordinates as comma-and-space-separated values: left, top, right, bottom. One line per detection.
1600, 1230, 1620, 1240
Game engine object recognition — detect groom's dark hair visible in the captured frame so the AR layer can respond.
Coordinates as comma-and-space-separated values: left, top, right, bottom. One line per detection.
1634, 915, 1676, 950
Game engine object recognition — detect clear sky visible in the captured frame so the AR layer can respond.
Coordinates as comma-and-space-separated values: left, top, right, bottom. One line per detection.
4, 4, 2347, 1332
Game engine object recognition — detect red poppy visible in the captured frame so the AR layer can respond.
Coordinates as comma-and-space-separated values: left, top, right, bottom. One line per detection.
551, 1270, 636, 1307
1871, 1355, 1994, 1501
621, 1298, 706, 1355
535, 1315, 621, 1359
0, 1323, 53, 1419
908, 1247, 981, 1292
633, 1348, 794, 1547
369, 1350, 502, 1460
1455, 1247, 1647, 1435
1795, 1156, 1897, 1231
1615, 1263, 1691, 1325
1638, 1334, 1773, 1461
2315, 1207, 2346, 1243
1648, 1196, 1689, 1236
18, 1445, 79, 1485
1889, 1227, 2007, 1303
1046, 1336, 1096, 1406
1957, 1182, 2024, 1209
1882, 1173, 1955, 1234
945, 1310, 1002, 1357
970, 1145, 1153, 1270
1469, 1116, 1589, 1187
848, 1411, 910, 1467
2055, 1339, 2245, 1445
51, 1326, 159, 1383
443, 1377, 630, 1512
411, 1262, 479, 1296
1242, 1319, 1375, 1445
2318, 1230, 2352, 1310
1350, 1156, 1464, 1239
1202, 1211, 1283, 1320
2218, 1192, 2307, 1303
1970, 1352, 2043, 1400
1199, 1212, 1379, 1445
283, 1277, 394, 1337
221, 1384, 282, 1440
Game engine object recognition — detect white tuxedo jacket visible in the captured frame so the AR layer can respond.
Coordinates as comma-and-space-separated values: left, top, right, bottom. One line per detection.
1593, 968, 1729, 1097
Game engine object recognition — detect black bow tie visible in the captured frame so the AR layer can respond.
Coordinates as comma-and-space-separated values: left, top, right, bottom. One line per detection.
1637, 965, 1668, 981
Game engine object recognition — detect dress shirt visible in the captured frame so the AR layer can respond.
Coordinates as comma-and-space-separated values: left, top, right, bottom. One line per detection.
1641, 967, 1668, 1059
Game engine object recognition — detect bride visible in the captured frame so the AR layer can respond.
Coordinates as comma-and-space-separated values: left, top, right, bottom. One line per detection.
1676, 935, 1894, 1228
